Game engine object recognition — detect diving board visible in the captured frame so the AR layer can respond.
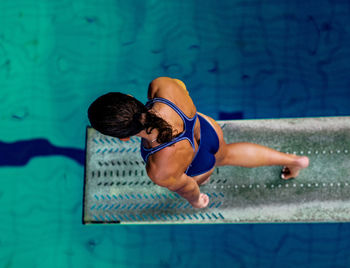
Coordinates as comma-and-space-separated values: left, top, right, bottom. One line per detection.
82, 116, 350, 224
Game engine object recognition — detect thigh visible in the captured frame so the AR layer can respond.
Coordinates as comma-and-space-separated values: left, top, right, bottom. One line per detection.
196, 112, 228, 166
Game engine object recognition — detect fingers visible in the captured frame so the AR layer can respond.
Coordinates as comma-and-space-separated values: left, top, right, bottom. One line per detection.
200, 193, 210, 208
203, 195, 209, 207
191, 193, 210, 209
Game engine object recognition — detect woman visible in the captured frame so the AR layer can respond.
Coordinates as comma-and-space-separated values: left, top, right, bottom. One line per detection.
88, 77, 309, 209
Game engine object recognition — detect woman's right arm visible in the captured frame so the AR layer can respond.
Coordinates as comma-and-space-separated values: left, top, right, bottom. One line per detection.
147, 77, 190, 99
153, 172, 200, 203
152, 172, 209, 209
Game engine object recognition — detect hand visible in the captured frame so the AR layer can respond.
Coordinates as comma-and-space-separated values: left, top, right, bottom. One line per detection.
190, 193, 210, 209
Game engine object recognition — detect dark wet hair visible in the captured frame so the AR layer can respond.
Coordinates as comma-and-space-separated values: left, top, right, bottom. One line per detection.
87, 92, 175, 143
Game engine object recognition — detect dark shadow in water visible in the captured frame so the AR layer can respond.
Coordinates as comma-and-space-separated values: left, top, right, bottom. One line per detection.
0, 139, 85, 166
219, 111, 244, 120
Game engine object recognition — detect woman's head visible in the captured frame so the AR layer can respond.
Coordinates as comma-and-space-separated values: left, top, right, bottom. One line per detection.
88, 92, 146, 139
87, 92, 175, 143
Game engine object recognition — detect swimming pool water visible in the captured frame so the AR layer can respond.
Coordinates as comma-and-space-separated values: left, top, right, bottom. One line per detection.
1, 0, 350, 267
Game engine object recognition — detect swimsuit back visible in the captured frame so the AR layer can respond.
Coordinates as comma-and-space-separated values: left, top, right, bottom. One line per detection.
140, 97, 197, 163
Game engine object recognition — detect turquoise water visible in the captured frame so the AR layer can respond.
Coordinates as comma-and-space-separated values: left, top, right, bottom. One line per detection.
1, 0, 350, 267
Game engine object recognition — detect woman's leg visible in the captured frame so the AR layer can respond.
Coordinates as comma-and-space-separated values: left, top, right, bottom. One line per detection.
217, 142, 309, 179
195, 113, 309, 180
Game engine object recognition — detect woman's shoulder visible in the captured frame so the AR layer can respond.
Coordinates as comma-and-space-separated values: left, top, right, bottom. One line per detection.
147, 77, 189, 99
147, 77, 196, 115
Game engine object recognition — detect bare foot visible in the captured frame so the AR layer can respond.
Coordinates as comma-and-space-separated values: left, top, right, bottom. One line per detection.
281, 156, 310, 180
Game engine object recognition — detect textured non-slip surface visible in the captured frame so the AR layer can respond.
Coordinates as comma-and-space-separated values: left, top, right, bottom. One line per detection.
83, 116, 350, 224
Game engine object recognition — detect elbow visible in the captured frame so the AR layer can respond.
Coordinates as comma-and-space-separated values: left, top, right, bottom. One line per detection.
167, 183, 183, 192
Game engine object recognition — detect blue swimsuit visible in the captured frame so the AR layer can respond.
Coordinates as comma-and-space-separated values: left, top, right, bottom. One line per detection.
140, 97, 220, 177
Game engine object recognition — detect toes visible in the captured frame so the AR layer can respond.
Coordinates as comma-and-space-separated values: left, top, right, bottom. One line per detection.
282, 167, 290, 173
281, 167, 291, 179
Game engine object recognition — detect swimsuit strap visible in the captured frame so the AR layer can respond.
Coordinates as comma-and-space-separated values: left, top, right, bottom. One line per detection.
146, 97, 196, 121
140, 97, 198, 163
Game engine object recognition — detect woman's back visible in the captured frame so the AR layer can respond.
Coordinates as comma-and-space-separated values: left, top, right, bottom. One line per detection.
143, 77, 202, 179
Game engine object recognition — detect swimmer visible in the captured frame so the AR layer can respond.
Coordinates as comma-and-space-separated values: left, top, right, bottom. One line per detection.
88, 77, 309, 209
